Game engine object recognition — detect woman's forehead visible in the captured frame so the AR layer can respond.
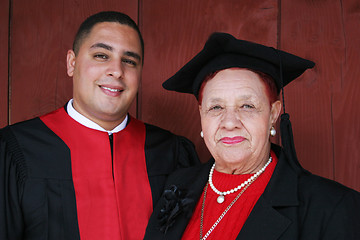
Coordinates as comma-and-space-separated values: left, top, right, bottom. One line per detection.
204, 69, 265, 93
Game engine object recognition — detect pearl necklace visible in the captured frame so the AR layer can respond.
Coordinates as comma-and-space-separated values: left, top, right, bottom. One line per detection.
208, 156, 272, 204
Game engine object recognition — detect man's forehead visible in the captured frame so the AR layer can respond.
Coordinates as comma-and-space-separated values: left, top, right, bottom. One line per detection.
85, 23, 142, 55
90, 22, 138, 36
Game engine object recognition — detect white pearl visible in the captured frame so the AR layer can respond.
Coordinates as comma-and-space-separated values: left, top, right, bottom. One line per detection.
217, 195, 225, 204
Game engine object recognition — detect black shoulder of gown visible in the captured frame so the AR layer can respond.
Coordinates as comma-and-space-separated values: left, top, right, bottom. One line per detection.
0, 118, 80, 240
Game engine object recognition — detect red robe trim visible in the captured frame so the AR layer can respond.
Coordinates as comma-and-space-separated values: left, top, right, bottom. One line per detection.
40, 108, 153, 239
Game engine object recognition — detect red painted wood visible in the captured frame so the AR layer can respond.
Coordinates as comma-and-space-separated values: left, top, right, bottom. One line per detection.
140, 0, 279, 162
0, 0, 9, 128
333, 0, 360, 191
10, 0, 64, 123
9, 0, 139, 125
281, 1, 341, 181
5, 0, 360, 191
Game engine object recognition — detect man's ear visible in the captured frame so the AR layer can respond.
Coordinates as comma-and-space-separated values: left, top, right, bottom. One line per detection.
66, 50, 76, 77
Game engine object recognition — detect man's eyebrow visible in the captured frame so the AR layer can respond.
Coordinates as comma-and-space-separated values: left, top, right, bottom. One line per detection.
90, 43, 113, 51
124, 51, 141, 61
89, 43, 141, 61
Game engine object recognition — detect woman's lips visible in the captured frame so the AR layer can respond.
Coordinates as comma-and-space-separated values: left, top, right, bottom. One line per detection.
220, 136, 245, 144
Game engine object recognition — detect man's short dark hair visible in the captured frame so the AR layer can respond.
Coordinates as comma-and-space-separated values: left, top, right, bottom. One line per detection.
73, 11, 144, 59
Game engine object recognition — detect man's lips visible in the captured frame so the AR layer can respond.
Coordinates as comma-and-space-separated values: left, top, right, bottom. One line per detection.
99, 85, 124, 96
220, 136, 245, 144
100, 86, 123, 92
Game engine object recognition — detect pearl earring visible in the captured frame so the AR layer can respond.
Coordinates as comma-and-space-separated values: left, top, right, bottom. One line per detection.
200, 131, 204, 138
270, 127, 276, 137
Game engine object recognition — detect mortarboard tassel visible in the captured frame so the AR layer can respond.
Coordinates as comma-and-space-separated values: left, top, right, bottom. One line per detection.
274, 47, 305, 174
280, 113, 304, 173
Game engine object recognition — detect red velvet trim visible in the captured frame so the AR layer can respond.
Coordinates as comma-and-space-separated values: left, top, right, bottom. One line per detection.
41, 108, 152, 239
113, 114, 153, 239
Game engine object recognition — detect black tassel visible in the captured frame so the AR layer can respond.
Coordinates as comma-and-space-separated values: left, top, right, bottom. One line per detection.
280, 113, 304, 173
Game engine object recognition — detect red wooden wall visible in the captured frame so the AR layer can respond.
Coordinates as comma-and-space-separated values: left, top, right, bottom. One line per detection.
1, 0, 359, 191
0, 0, 9, 127
281, 0, 360, 190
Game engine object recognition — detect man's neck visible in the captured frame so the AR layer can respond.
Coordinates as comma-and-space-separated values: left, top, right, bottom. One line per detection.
66, 99, 128, 134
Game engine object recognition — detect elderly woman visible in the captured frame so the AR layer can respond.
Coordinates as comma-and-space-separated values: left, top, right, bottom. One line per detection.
144, 33, 360, 239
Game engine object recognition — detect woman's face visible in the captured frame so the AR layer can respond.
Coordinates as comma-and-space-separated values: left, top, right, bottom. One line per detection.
199, 68, 281, 173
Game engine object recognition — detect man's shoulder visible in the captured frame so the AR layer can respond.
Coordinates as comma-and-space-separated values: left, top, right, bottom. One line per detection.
1, 107, 66, 135
0, 108, 68, 151
1, 117, 43, 138
144, 122, 172, 135
1, 112, 72, 179
3, 116, 59, 138
140, 121, 200, 170
143, 122, 187, 144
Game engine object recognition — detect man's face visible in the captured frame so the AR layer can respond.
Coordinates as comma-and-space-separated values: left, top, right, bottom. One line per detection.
67, 22, 142, 130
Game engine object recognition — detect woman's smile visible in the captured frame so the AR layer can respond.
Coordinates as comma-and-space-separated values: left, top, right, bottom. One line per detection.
220, 136, 245, 145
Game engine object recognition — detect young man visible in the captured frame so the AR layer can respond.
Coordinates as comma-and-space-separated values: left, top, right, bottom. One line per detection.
0, 11, 199, 240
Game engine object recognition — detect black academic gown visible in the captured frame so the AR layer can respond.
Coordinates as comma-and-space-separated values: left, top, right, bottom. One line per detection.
0, 107, 199, 240
144, 144, 360, 240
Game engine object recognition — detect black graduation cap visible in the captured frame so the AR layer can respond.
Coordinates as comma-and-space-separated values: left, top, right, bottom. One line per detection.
163, 32, 314, 97
163, 32, 315, 173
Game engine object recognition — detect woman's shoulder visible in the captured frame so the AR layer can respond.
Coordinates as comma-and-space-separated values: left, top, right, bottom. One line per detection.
271, 143, 360, 203
297, 172, 360, 208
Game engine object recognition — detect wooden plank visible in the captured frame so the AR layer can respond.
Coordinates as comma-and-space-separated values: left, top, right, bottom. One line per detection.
280, 1, 345, 181
10, 0, 63, 123
333, 0, 360, 191
140, 0, 278, 162
280, 0, 360, 191
10, 0, 139, 124
0, 0, 9, 128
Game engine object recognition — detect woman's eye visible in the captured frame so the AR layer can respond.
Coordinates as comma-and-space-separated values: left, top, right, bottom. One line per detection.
242, 104, 254, 109
209, 105, 223, 111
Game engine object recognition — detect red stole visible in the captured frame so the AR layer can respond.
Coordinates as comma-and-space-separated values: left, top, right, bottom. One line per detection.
41, 108, 153, 239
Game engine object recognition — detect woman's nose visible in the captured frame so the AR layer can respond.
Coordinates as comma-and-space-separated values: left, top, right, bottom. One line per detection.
220, 108, 242, 130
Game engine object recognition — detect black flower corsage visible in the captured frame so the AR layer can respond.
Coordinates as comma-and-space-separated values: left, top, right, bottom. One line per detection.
158, 185, 194, 234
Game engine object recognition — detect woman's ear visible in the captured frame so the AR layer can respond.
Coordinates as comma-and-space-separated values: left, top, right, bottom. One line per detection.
66, 50, 76, 77
270, 100, 282, 125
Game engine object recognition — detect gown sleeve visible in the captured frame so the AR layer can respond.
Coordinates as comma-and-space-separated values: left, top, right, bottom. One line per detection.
0, 127, 25, 240
144, 124, 200, 207
175, 135, 200, 169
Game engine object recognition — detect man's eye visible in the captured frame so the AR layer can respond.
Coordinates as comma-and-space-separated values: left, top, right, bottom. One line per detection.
122, 59, 137, 66
94, 54, 108, 60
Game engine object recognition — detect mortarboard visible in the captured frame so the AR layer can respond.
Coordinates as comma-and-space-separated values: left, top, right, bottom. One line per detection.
163, 32, 314, 98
